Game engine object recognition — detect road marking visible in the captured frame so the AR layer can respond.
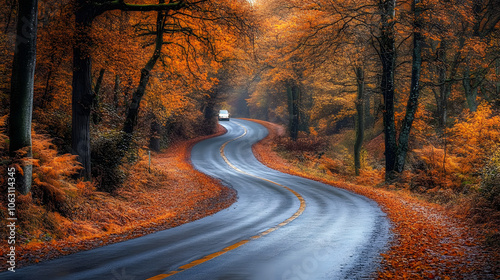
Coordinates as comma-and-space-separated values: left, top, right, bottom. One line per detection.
147, 120, 306, 280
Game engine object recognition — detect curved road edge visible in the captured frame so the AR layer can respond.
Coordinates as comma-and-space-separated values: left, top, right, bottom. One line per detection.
152, 119, 392, 279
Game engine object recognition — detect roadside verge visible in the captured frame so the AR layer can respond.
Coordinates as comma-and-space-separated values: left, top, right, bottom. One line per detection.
1, 125, 236, 270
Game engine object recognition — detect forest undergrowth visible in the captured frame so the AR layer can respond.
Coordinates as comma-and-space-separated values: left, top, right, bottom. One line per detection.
248, 118, 499, 280
0, 124, 235, 270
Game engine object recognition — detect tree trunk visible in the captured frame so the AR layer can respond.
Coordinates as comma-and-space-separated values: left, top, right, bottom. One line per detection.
298, 86, 309, 133
472, 0, 500, 38
122, 8, 165, 149
433, 38, 463, 129
122, 60, 159, 135
354, 67, 365, 176
463, 63, 479, 112
379, 0, 397, 180
202, 91, 218, 134
287, 81, 300, 140
92, 68, 105, 124
124, 81, 131, 115
71, 1, 94, 180
113, 74, 120, 110
41, 67, 53, 109
9, 0, 39, 194
394, 0, 424, 173
434, 59, 450, 129
149, 117, 161, 152
496, 59, 500, 97
364, 89, 373, 127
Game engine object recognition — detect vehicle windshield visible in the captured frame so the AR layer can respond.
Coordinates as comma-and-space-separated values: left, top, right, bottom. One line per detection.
220, 110, 228, 114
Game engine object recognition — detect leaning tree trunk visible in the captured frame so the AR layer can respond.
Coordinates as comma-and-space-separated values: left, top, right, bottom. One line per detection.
122, 8, 165, 150
9, 0, 39, 194
72, 2, 95, 180
379, 0, 397, 181
354, 67, 365, 176
122, 55, 160, 135
394, 0, 424, 173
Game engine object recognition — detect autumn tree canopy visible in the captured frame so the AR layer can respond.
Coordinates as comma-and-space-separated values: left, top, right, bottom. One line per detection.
2, 0, 499, 190
241, 0, 500, 181
2, 0, 255, 192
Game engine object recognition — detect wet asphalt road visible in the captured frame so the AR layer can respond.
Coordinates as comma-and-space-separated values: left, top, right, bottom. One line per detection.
1, 119, 391, 280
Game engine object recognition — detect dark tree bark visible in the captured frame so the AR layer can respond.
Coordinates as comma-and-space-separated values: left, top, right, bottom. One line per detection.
432, 39, 463, 129
113, 74, 121, 110
236, 87, 251, 118
41, 67, 53, 109
496, 60, 500, 97
394, 0, 424, 173
149, 117, 161, 152
92, 68, 105, 124
202, 91, 218, 134
71, 1, 95, 180
473, 0, 500, 38
378, 0, 397, 180
463, 63, 480, 112
94, 68, 105, 97
354, 67, 365, 176
287, 81, 300, 141
9, 0, 39, 194
364, 89, 373, 128
379, 0, 425, 180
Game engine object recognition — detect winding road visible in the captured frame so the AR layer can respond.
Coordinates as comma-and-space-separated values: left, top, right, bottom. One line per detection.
1, 119, 391, 280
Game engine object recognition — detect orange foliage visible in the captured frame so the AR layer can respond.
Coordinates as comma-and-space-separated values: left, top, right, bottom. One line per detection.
410, 145, 461, 191
449, 103, 500, 177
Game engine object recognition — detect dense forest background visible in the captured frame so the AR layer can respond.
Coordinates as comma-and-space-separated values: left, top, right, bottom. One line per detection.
233, 0, 500, 217
0, 0, 499, 261
1, 0, 255, 191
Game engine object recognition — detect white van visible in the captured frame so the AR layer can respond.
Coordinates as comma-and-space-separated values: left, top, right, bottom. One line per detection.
218, 110, 230, 121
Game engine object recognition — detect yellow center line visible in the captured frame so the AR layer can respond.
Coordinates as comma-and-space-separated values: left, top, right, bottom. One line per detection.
146, 121, 306, 280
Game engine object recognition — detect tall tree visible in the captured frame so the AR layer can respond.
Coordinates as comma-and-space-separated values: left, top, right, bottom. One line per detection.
287, 80, 300, 140
354, 66, 365, 176
378, 0, 425, 179
431, 38, 463, 129
393, 0, 424, 173
70, 0, 189, 179
378, 0, 398, 179
9, 0, 39, 194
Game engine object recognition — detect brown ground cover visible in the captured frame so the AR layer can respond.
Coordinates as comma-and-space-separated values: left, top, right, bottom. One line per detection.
0, 125, 236, 270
